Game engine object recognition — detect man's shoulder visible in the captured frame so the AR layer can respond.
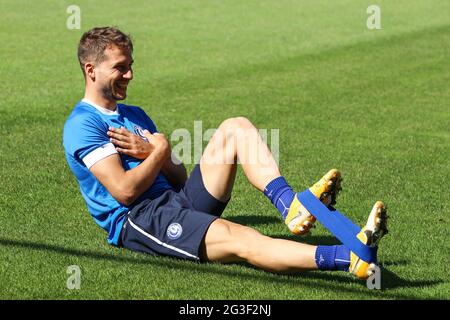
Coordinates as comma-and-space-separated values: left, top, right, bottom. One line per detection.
63, 102, 107, 146
65, 102, 103, 127
63, 102, 110, 154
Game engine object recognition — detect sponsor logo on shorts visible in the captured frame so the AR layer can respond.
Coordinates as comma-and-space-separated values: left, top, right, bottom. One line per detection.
167, 223, 183, 240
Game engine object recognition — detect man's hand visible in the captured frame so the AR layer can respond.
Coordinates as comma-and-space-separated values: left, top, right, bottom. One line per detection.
91, 128, 170, 206
147, 131, 171, 160
107, 127, 170, 160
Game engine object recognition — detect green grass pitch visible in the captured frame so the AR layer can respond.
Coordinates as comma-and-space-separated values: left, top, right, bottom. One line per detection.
0, 0, 449, 299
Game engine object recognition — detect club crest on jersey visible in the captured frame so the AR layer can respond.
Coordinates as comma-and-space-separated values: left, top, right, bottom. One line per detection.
167, 223, 183, 240
133, 125, 149, 141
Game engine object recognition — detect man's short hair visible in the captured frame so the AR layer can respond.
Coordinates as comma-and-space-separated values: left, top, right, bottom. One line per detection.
78, 26, 133, 75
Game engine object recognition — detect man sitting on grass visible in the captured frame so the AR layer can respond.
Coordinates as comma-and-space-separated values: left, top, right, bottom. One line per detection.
63, 27, 388, 280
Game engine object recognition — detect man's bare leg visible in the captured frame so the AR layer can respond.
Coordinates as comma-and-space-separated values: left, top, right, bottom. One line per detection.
199, 117, 341, 237
200, 218, 318, 273
201, 201, 389, 279
197, 117, 320, 272
200, 117, 280, 202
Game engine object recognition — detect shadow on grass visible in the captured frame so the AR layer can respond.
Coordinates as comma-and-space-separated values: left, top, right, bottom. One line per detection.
0, 237, 441, 299
264, 235, 441, 291
226, 215, 281, 226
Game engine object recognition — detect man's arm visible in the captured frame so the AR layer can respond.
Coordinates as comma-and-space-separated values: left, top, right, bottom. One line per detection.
161, 154, 187, 190
90, 131, 170, 206
107, 127, 188, 190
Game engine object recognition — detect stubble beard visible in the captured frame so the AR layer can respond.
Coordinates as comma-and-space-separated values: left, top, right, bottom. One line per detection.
102, 80, 127, 101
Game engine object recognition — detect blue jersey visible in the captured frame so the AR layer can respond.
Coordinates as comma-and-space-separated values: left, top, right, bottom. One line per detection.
63, 99, 174, 246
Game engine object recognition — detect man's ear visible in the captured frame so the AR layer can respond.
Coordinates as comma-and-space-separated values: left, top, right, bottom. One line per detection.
84, 63, 95, 81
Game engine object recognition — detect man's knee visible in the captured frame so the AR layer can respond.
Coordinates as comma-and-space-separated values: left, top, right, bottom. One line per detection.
219, 221, 262, 259
219, 117, 254, 132
203, 219, 262, 261
234, 116, 254, 130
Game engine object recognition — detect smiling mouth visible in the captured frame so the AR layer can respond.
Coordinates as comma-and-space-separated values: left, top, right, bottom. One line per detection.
115, 83, 128, 91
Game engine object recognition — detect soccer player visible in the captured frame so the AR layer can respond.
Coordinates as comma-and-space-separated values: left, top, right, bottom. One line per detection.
63, 27, 388, 280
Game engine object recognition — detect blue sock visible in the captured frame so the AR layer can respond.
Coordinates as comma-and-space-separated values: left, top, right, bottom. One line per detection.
263, 176, 295, 220
315, 245, 351, 271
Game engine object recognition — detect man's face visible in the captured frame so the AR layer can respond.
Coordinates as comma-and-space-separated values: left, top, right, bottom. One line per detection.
93, 45, 133, 101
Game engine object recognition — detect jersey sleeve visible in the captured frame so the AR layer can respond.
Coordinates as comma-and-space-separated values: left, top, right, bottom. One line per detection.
64, 114, 118, 169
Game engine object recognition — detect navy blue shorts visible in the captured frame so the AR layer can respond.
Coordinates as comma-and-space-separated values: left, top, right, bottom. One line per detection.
120, 164, 229, 261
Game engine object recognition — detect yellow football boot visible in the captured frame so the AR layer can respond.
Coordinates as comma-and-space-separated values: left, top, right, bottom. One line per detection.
285, 169, 342, 236
349, 201, 389, 280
